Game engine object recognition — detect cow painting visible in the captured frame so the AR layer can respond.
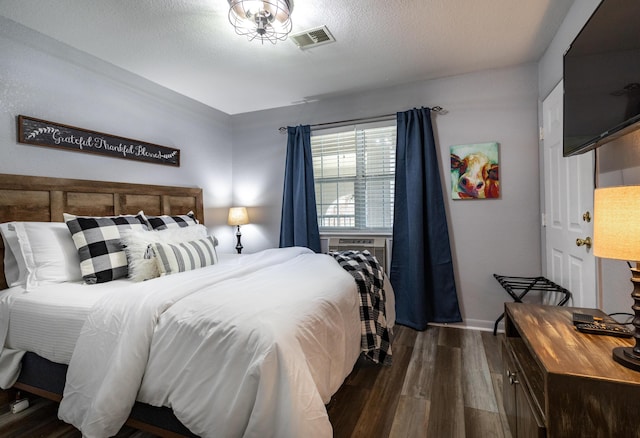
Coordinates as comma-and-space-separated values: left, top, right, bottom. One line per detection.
450, 142, 500, 199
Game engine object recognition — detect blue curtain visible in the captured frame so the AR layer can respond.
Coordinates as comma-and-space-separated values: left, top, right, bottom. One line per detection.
279, 125, 321, 252
390, 108, 461, 330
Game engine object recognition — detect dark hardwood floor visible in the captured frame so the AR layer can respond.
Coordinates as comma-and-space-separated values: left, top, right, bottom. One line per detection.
0, 326, 512, 438
327, 325, 511, 438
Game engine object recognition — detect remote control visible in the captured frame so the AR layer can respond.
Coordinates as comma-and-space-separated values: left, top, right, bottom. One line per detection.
572, 312, 596, 325
575, 322, 633, 338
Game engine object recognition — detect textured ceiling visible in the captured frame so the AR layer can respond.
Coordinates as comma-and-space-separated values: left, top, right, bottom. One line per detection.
0, 0, 575, 115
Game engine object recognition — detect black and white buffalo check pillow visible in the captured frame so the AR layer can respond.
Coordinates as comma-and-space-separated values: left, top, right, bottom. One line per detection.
144, 211, 198, 230
64, 213, 148, 284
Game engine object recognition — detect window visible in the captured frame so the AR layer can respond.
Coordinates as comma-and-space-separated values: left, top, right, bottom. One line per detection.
311, 121, 396, 232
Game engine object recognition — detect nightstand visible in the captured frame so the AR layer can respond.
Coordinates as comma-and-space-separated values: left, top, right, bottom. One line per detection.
502, 303, 640, 437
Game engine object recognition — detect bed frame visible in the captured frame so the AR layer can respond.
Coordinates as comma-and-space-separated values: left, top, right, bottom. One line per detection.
0, 173, 204, 437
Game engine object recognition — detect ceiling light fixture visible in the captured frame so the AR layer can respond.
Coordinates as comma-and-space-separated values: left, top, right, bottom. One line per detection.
228, 0, 294, 44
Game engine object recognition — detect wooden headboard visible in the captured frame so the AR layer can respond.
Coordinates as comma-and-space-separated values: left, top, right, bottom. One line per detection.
0, 173, 204, 289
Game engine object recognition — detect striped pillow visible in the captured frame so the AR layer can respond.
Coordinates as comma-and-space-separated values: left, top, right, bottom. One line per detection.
120, 225, 209, 282
152, 236, 218, 276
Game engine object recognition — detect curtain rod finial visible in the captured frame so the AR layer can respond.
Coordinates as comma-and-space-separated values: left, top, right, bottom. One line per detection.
431, 106, 448, 115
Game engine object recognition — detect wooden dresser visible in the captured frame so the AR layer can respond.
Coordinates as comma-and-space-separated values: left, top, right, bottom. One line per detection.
502, 303, 640, 437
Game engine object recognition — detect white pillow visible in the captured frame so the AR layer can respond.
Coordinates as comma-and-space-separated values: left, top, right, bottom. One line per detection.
12, 222, 82, 289
0, 222, 27, 287
120, 224, 210, 282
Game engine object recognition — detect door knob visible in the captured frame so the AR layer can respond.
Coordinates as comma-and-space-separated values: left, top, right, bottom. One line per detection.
576, 237, 592, 248
583, 211, 591, 222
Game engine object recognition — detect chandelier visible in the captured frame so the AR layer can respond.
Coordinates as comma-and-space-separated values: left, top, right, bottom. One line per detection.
228, 0, 294, 44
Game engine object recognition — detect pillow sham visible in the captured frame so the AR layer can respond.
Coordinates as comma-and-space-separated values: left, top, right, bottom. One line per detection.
13, 221, 82, 289
64, 213, 148, 284
152, 235, 218, 276
120, 224, 209, 282
143, 211, 198, 230
0, 222, 26, 287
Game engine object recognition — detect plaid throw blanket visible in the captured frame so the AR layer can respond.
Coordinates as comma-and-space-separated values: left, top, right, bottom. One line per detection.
330, 250, 393, 365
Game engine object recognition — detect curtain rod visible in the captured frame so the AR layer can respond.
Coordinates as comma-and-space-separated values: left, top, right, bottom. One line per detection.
277, 106, 447, 134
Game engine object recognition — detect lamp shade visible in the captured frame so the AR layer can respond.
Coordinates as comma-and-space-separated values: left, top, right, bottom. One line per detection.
593, 186, 640, 261
228, 207, 249, 226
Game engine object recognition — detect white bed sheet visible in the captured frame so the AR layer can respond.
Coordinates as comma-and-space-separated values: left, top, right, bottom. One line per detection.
0, 249, 396, 437
59, 247, 364, 437
0, 253, 244, 388
3, 280, 128, 365
0, 253, 394, 373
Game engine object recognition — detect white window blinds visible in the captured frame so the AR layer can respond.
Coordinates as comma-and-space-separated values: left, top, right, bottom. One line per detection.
311, 121, 396, 232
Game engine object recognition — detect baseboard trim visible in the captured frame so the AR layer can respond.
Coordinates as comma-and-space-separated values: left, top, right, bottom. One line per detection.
428, 318, 500, 333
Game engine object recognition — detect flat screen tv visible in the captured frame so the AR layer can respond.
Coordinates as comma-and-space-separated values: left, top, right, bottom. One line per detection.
563, 0, 640, 157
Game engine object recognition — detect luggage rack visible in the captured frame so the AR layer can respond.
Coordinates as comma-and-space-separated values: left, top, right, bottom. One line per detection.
493, 274, 571, 335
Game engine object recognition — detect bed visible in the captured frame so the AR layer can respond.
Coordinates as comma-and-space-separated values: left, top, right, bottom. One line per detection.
0, 173, 394, 438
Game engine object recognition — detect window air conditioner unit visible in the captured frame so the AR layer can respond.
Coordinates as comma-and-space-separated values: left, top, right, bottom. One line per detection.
327, 237, 388, 273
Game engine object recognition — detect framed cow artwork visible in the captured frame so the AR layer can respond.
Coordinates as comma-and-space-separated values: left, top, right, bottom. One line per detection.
450, 142, 499, 199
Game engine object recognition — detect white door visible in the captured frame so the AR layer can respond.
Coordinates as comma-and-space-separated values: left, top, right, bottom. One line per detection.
542, 81, 597, 308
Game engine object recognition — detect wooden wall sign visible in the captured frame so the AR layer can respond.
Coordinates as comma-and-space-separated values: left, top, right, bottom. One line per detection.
17, 115, 180, 167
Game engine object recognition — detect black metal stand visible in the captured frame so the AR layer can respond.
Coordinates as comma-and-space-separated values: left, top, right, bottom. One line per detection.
493, 275, 571, 335
235, 225, 243, 254
612, 263, 640, 371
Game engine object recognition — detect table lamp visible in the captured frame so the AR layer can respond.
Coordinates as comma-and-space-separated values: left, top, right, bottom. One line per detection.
593, 186, 640, 371
228, 207, 249, 254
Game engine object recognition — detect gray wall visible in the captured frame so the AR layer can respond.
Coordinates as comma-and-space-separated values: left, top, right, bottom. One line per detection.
537, 0, 601, 100
231, 64, 542, 330
538, 0, 640, 316
596, 132, 640, 314
0, 17, 235, 249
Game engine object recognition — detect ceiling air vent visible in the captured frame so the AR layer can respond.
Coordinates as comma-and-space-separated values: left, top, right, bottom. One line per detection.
290, 25, 335, 50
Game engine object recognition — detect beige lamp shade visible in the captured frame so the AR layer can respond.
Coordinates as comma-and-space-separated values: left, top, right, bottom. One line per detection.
228, 207, 249, 226
593, 186, 640, 261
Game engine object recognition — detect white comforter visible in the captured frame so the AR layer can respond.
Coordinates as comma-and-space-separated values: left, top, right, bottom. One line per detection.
58, 247, 362, 438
